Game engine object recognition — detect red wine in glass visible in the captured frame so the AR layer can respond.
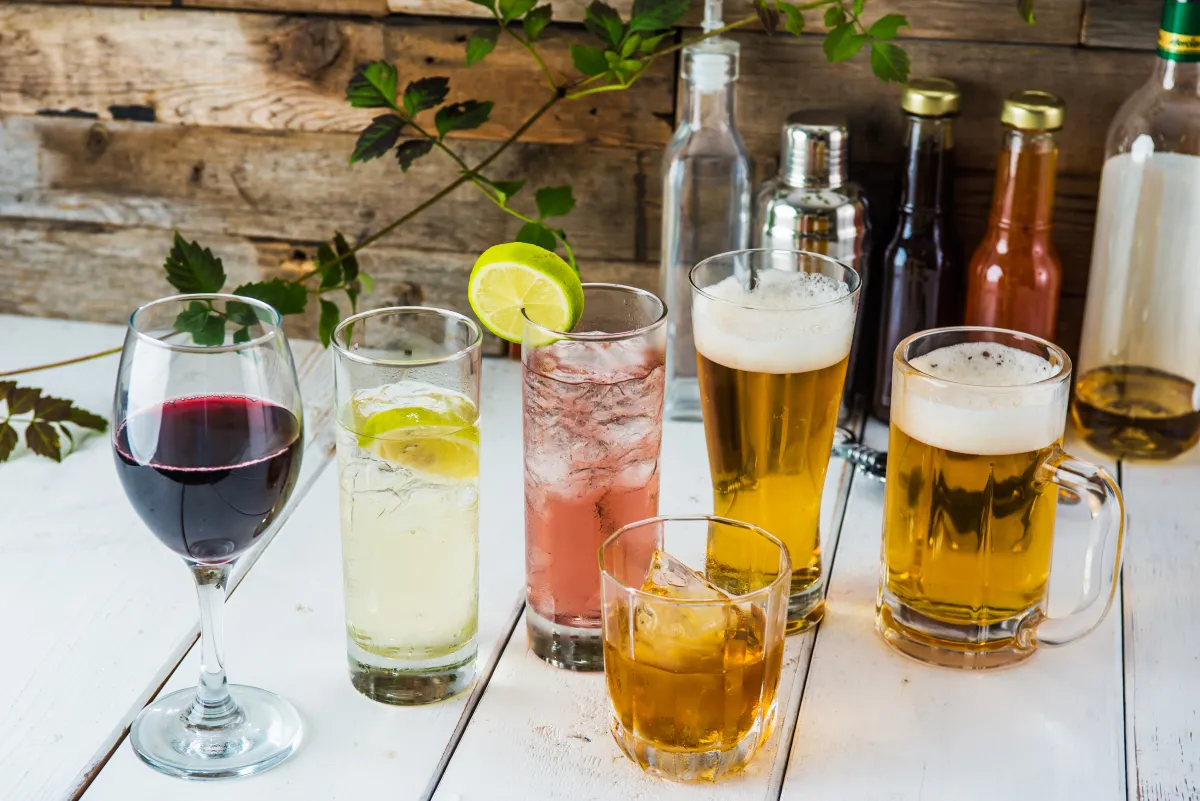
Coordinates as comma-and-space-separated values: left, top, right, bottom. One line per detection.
112, 294, 306, 780
114, 395, 302, 562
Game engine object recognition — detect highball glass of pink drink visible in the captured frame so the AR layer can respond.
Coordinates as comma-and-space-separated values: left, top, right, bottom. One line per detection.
522, 283, 667, 671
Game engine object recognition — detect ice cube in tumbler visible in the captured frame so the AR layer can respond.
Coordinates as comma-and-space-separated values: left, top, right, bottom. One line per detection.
634, 550, 736, 672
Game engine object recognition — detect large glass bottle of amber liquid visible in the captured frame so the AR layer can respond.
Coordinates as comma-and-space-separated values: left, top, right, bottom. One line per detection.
1073, 0, 1200, 460
964, 92, 1065, 341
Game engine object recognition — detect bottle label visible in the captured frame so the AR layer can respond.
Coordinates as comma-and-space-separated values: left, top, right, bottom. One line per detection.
1159, 1, 1200, 61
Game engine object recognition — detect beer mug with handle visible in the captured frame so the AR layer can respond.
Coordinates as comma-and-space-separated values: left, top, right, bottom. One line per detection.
877, 327, 1125, 669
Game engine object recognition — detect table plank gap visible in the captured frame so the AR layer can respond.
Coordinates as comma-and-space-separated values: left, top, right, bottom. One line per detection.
422, 590, 526, 801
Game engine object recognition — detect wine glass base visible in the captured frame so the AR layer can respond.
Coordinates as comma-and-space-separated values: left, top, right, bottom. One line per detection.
129, 685, 304, 780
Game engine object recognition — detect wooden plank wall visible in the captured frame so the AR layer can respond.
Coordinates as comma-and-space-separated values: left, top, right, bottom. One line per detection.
0, 0, 1164, 358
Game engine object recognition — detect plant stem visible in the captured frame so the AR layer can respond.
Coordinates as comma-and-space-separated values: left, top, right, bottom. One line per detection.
0, 346, 122, 378
505, 27, 557, 90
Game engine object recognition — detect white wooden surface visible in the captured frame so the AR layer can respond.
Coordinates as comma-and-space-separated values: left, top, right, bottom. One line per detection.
1120, 453, 1200, 801
780, 422, 1126, 801
0, 314, 333, 801
4, 312, 1199, 800
86, 360, 528, 800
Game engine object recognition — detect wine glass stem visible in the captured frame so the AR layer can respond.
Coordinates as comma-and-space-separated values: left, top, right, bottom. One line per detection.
186, 562, 240, 727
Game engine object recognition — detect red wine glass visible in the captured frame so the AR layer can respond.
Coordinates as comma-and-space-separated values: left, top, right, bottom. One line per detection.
112, 294, 305, 779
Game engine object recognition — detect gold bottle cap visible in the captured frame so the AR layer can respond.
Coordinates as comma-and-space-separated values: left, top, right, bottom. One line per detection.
1001, 90, 1065, 131
901, 78, 961, 117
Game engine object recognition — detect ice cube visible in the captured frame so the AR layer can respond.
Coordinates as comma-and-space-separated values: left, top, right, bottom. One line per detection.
633, 550, 735, 672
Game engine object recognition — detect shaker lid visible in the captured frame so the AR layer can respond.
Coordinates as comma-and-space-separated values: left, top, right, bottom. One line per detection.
780, 111, 850, 188
1001, 90, 1065, 131
901, 78, 961, 117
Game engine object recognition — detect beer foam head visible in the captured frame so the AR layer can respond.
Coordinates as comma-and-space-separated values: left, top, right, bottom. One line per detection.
894, 342, 1067, 455
692, 271, 855, 374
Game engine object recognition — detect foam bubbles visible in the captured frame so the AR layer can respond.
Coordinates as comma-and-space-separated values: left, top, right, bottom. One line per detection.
894, 342, 1067, 455
693, 271, 855, 374
910, 342, 1060, 386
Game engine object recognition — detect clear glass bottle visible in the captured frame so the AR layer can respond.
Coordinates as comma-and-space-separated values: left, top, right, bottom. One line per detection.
1073, 0, 1200, 460
873, 79, 964, 422
753, 114, 870, 414
659, 12, 752, 421
964, 91, 1065, 342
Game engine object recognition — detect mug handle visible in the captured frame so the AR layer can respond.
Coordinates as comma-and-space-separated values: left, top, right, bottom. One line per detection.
1020, 449, 1127, 649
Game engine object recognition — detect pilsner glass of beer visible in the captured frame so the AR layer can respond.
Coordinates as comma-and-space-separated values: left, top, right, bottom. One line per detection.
878, 327, 1126, 669
690, 249, 860, 632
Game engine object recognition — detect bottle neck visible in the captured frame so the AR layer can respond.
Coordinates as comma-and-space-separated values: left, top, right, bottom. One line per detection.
988, 128, 1058, 232
1152, 56, 1200, 93
899, 113, 956, 214
683, 81, 736, 130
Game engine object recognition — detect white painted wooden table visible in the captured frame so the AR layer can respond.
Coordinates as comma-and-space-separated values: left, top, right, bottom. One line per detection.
0, 313, 1195, 801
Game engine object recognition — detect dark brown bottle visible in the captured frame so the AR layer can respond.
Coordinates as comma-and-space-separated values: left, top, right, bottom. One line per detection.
873, 79, 965, 421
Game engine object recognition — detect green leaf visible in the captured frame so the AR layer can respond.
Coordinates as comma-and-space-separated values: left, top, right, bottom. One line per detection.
1018, 0, 1035, 24
0, 423, 16, 462
535, 185, 575, 219
499, 0, 536, 23
491, 179, 526, 201
824, 5, 846, 27
466, 26, 499, 66
396, 139, 435, 171
824, 23, 866, 62
346, 286, 360, 314
629, 0, 688, 32
868, 13, 909, 41
403, 77, 451, 116
8, 386, 39, 415
516, 221, 558, 251
350, 114, 406, 164
434, 100, 494, 138
66, 407, 107, 431
621, 34, 641, 58
358, 273, 376, 294
852, 0, 865, 14
754, 0, 779, 34
465, 0, 496, 10
869, 39, 909, 82
333, 232, 359, 283
164, 233, 226, 294
318, 243, 343, 289
233, 326, 253, 344
233, 279, 308, 316
523, 4, 553, 40
584, 1, 625, 48
638, 32, 668, 54
571, 44, 609, 76
193, 315, 226, 346
777, 2, 805, 35
225, 300, 260, 327
33, 395, 72, 422
0, 381, 14, 405
346, 61, 399, 109
173, 300, 213, 334
25, 421, 61, 462
318, 299, 341, 348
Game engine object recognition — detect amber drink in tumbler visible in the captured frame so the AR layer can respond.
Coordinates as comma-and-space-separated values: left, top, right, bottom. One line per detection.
601, 515, 790, 782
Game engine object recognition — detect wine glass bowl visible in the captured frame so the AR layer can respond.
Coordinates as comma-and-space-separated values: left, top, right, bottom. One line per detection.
112, 294, 306, 779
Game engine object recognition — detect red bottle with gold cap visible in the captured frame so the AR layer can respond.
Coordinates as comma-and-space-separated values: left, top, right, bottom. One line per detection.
964, 91, 1065, 340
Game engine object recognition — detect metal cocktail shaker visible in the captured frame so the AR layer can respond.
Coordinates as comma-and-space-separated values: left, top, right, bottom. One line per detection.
753, 113, 871, 412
